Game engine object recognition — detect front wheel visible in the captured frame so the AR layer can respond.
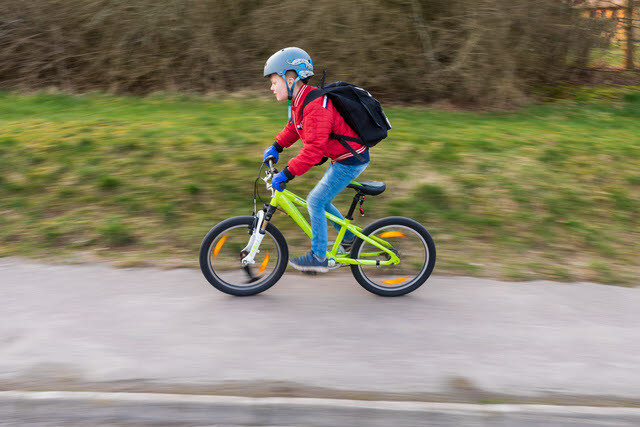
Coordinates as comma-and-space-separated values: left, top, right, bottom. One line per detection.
350, 216, 436, 297
199, 216, 288, 296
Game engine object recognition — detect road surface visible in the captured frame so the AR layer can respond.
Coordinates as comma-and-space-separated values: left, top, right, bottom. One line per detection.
1, 257, 638, 405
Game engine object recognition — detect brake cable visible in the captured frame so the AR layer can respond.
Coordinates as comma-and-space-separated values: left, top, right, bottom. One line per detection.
252, 162, 264, 215
252, 163, 288, 217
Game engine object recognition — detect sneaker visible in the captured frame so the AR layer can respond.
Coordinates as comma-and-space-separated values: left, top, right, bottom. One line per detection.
340, 237, 355, 253
289, 251, 329, 273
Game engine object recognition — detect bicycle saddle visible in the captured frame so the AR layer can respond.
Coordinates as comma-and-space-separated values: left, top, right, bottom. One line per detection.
347, 181, 386, 196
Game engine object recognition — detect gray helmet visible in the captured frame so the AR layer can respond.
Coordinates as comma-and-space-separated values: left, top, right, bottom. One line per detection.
263, 47, 314, 79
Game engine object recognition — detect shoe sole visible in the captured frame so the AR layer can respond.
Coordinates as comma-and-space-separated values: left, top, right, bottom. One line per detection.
288, 260, 329, 273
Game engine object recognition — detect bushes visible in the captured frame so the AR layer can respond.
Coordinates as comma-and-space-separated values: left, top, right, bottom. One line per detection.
0, 0, 606, 106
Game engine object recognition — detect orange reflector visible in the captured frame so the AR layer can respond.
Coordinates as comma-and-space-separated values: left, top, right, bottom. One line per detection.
213, 235, 228, 259
258, 251, 270, 275
382, 276, 409, 285
379, 231, 405, 238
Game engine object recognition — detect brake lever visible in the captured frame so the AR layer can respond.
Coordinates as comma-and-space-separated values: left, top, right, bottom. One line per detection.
263, 158, 284, 192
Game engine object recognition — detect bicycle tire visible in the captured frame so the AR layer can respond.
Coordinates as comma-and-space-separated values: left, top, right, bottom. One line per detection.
199, 216, 288, 296
350, 216, 436, 297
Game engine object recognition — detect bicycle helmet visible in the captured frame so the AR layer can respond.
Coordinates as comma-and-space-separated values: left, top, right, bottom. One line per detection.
264, 47, 314, 122
263, 47, 314, 80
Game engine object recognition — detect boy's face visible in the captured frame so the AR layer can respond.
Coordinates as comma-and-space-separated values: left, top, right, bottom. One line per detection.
269, 73, 293, 102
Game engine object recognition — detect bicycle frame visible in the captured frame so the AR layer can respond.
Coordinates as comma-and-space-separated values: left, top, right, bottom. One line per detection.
269, 189, 400, 266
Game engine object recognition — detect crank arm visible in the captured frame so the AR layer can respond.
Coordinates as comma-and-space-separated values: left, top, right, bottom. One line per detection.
242, 264, 260, 283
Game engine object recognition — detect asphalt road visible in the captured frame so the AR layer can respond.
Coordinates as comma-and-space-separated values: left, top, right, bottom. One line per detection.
1, 258, 639, 403
3, 392, 640, 427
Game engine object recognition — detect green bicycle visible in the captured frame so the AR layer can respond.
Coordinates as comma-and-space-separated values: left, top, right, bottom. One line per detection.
199, 160, 436, 297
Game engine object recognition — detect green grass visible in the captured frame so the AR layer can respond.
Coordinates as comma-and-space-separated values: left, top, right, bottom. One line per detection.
0, 89, 639, 285
590, 41, 640, 69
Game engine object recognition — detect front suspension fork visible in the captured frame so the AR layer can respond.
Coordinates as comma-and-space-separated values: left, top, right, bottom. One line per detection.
240, 204, 277, 266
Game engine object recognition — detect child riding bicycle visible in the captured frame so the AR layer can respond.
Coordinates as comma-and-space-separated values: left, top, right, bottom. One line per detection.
262, 47, 369, 273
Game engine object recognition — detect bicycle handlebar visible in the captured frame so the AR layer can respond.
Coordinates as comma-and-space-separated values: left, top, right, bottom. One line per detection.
264, 157, 285, 190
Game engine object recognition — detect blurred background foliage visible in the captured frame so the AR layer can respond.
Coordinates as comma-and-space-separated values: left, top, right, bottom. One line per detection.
1, 90, 638, 284
0, 0, 609, 107
0, 1, 638, 285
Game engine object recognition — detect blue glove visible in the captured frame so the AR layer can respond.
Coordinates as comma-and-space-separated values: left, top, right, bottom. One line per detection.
263, 146, 279, 165
271, 171, 288, 192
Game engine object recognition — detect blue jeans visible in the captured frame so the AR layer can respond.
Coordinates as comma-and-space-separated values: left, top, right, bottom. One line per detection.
307, 161, 369, 258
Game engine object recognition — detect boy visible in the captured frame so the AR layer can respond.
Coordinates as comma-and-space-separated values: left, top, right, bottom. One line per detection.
262, 47, 369, 273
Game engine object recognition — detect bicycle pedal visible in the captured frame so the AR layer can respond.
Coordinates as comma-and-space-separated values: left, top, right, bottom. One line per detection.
327, 259, 341, 270
302, 270, 318, 276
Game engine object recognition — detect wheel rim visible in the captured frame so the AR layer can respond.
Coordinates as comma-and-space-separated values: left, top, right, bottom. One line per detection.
355, 225, 429, 292
206, 225, 282, 291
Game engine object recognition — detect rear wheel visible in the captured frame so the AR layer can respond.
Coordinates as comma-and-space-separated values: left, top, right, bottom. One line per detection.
199, 216, 288, 296
350, 216, 436, 297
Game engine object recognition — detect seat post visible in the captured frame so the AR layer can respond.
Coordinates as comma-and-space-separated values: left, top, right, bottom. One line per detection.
346, 192, 365, 220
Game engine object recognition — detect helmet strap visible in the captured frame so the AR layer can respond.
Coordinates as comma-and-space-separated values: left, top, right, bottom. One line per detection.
282, 71, 301, 124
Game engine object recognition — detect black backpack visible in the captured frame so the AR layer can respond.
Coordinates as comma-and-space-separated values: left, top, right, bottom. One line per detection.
301, 79, 391, 162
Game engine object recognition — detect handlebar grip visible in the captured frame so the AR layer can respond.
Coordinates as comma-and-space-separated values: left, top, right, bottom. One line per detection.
265, 156, 276, 168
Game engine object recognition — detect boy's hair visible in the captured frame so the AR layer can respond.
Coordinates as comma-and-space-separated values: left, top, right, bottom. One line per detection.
285, 70, 310, 85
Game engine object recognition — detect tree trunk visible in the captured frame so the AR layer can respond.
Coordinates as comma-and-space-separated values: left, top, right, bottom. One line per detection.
625, 0, 635, 69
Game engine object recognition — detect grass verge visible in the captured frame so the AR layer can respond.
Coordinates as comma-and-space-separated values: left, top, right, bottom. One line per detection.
0, 89, 639, 285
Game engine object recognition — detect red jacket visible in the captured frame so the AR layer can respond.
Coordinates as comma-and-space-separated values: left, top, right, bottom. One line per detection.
276, 84, 367, 176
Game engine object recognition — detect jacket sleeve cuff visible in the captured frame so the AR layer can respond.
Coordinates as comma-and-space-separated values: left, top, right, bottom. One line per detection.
282, 166, 295, 180
273, 141, 284, 153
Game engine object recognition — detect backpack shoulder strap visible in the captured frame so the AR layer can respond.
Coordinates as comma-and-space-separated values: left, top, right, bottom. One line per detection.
301, 88, 325, 113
